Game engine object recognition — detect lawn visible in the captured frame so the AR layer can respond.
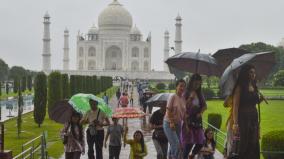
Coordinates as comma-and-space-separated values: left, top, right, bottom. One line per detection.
4, 86, 118, 158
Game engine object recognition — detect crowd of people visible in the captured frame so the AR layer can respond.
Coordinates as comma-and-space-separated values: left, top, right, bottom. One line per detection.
60, 64, 264, 159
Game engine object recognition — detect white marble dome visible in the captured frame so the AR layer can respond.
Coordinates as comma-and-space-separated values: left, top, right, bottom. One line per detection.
98, 0, 133, 30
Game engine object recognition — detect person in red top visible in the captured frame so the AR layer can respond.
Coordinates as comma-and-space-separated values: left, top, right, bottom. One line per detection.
118, 92, 129, 108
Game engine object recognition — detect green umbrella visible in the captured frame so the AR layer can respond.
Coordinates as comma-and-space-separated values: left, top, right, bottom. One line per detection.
68, 93, 112, 117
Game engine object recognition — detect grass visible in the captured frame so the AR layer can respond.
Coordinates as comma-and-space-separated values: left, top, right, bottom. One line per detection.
4, 86, 118, 158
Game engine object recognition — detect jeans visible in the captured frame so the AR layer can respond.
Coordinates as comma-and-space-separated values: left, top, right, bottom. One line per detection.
153, 139, 168, 159
87, 129, 104, 159
163, 120, 181, 159
109, 145, 121, 159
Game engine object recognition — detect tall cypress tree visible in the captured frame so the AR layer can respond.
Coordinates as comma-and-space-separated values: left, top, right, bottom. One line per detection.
13, 77, 19, 93
27, 75, 33, 91
70, 75, 76, 96
17, 81, 23, 138
61, 74, 70, 99
21, 76, 27, 92
33, 72, 47, 127
47, 71, 62, 115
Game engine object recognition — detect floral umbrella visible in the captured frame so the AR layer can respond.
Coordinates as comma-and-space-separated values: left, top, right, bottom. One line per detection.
112, 107, 145, 118
69, 93, 112, 117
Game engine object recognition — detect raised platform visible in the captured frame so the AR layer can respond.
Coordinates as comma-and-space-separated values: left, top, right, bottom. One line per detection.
46, 70, 175, 80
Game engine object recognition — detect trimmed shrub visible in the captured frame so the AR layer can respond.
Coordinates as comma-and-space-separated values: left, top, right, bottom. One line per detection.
156, 82, 166, 90
202, 88, 215, 99
61, 74, 70, 99
92, 76, 97, 95
47, 71, 62, 115
33, 72, 47, 127
27, 75, 33, 91
70, 75, 76, 96
208, 113, 222, 130
262, 130, 284, 159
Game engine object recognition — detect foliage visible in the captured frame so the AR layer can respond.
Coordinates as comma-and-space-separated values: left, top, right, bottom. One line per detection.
262, 130, 284, 159
0, 58, 9, 81
33, 72, 47, 127
9, 66, 26, 79
5, 82, 9, 94
13, 77, 19, 93
273, 70, 284, 86
47, 71, 62, 116
202, 88, 216, 99
96, 77, 102, 94
168, 82, 176, 90
27, 75, 32, 91
17, 84, 23, 138
70, 75, 76, 96
156, 82, 166, 90
61, 74, 70, 99
21, 76, 27, 92
207, 113, 222, 130
0, 82, 2, 96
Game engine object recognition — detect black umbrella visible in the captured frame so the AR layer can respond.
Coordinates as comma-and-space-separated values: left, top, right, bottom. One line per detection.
145, 93, 173, 107
212, 48, 250, 76
49, 99, 75, 124
165, 52, 219, 76
220, 51, 275, 97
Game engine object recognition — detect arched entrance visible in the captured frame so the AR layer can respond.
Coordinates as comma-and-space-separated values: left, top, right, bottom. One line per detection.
105, 45, 122, 70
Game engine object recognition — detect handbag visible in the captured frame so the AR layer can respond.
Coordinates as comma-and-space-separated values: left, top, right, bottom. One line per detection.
89, 109, 101, 136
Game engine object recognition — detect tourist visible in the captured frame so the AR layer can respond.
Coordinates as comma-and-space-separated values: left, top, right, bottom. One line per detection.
231, 64, 264, 159
116, 89, 121, 101
124, 127, 148, 159
104, 117, 124, 159
103, 92, 109, 105
129, 91, 134, 106
200, 128, 216, 159
81, 99, 110, 159
163, 79, 186, 159
182, 74, 207, 159
118, 92, 129, 107
61, 112, 85, 159
150, 106, 168, 159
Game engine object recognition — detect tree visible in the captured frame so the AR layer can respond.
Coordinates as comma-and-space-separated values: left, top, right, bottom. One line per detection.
0, 82, 2, 96
96, 77, 101, 94
70, 75, 76, 96
61, 74, 70, 99
27, 75, 33, 91
5, 82, 9, 94
17, 82, 23, 138
33, 72, 47, 127
9, 66, 26, 80
47, 71, 62, 115
21, 76, 27, 92
13, 77, 19, 93
273, 70, 284, 86
0, 58, 9, 81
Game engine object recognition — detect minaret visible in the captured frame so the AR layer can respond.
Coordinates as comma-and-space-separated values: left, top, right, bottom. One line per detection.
164, 30, 170, 72
42, 12, 51, 71
175, 14, 182, 54
63, 28, 70, 70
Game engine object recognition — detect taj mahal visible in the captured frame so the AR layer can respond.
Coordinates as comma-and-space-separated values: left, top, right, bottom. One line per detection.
42, 0, 183, 80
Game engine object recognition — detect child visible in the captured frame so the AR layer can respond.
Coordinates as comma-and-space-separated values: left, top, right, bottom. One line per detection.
104, 117, 124, 159
61, 112, 85, 159
124, 127, 148, 159
200, 128, 216, 159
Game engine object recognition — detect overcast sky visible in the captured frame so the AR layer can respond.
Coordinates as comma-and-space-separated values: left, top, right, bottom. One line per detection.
0, 0, 284, 71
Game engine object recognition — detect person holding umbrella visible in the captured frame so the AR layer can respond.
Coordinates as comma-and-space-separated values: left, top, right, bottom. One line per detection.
81, 99, 110, 159
163, 79, 186, 159
230, 64, 265, 159
150, 106, 168, 159
182, 74, 207, 159
61, 111, 85, 159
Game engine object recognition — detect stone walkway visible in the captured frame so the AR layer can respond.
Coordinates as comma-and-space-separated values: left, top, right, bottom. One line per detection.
60, 85, 223, 159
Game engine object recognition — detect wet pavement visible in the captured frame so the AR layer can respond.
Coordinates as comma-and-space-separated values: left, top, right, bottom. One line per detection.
60, 85, 223, 159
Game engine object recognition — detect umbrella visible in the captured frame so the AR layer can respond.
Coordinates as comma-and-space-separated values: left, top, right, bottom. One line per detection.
165, 51, 219, 76
145, 93, 174, 107
112, 107, 145, 118
69, 93, 112, 117
212, 48, 250, 76
49, 100, 74, 124
220, 51, 275, 97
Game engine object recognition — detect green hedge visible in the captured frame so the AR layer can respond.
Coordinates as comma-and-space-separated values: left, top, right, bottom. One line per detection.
202, 88, 216, 99
156, 82, 166, 90
208, 113, 222, 130
47, 71, 62, 115
262, 130, 284, 159
61, 74, 69, 99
